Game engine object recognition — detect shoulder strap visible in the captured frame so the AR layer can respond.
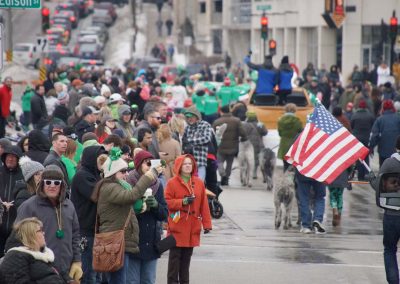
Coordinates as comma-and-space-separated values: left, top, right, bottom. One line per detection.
94, 184, 132, 234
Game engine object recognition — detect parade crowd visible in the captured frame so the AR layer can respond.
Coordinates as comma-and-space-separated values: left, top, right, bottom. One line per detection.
0, 53, 399, 283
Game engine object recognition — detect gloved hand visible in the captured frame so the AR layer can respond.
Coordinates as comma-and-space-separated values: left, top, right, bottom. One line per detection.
146, 195, 158, 209
69, 261, 83, 282
182, 196, 195, 205
243, 56, 250, 64
204, 229, 211, 234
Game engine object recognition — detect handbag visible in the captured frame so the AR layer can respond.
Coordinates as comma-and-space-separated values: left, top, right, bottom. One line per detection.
92, 209, 131, 272
155, 234, 176, 255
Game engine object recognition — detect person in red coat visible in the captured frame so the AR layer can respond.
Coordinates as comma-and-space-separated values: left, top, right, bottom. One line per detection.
0, 77, 13, 138
164, 154, 212, 284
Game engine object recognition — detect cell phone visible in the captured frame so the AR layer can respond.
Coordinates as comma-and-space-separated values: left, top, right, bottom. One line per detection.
150, 159, 161, 168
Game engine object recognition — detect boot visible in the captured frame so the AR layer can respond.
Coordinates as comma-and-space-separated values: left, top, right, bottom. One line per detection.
221, 176, 228, 186
332, 208, 339, 227
336, 213, 341, 226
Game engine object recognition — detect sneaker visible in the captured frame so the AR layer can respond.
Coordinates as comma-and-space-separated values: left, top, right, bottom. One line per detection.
312, 220, 326, 234
300, 227, 312, 234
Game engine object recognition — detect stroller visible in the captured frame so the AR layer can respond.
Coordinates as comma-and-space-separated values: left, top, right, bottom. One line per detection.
206, 159, 224, 219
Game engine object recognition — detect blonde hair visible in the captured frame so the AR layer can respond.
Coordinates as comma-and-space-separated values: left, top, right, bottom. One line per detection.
168, 116, 185, 135
14, 217, 43, 250
157, 124, 172, 144
64, 139, 77, 159
285, 103, 297, 113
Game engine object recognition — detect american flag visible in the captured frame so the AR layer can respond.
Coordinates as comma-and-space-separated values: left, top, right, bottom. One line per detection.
284, 104, 369, 184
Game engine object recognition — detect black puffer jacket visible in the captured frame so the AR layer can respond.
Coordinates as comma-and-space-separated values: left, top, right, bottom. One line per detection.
25, 130, 51, 164
0, 146, 24, 236
71, 145, 106, 237
0, 233, 70, 284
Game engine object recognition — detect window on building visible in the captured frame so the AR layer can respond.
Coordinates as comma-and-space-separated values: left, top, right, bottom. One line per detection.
200, 2, 206, 13
213, 29, 222, 54
214, 0, 222, 13
306, 28, 318, 67
362, 25, 391, 65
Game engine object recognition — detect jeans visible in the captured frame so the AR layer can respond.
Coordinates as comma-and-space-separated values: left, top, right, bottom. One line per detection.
383, 214, 400, 284
167, 247, 193, 284
106, 252, 136, 284
217, 153, 235, 179
296, 177, 326, 229
81, 236, 98, 284
197, 166, 206, 181
130, 258, 157, 284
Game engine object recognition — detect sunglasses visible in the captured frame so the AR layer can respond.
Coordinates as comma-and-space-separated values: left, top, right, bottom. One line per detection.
44, 179, 62, 186
145, 161, 152, 167
119, 168, 129, 174
152, 116, 162, 120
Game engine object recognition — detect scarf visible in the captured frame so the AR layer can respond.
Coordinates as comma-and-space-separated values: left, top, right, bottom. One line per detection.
128, 170, 160, 196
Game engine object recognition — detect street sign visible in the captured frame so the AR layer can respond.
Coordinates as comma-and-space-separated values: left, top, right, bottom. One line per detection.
0, 0, 41, 9
0, 24, 3, 71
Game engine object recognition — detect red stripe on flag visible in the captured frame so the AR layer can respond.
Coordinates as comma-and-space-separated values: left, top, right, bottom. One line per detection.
299, 130, 349, 173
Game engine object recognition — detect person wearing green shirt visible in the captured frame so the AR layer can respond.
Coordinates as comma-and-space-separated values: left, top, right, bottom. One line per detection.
61, 139, 78, 184
21, 86, 35, 132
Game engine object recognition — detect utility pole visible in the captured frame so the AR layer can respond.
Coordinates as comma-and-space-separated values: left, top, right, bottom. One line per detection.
5, 8, 12, 62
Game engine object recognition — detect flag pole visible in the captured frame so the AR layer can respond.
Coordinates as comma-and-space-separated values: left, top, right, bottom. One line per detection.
359, 158, 371, 173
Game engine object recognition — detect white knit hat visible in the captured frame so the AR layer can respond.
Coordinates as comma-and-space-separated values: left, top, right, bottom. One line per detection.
19, 156, 45, 182
102, 147, 129, 178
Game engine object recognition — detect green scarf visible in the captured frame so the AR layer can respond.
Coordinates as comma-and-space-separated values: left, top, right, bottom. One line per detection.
118, 179, 144, 214
180, 174, 190, 184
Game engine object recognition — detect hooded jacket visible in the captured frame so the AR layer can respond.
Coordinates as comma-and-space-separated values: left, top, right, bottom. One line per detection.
372, 152, 400, 216
116, 104, 135, 139
0, 84, 12, 118
97, 173, 154, 254
71, 145, 106, 237
15, 177, 81, 274
25, 130, 51, 164
0, 236, 70, 284
0, 146, 24, 236
164, 155, 212, 247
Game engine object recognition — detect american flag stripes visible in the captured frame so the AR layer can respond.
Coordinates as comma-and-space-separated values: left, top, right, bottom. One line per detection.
284, 104, 369, 184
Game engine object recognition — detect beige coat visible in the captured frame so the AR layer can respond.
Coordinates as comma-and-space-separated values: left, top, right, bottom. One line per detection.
159, 138, 181, 180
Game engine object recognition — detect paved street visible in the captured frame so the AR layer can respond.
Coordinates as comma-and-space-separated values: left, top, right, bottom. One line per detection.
155, 159, 386, 284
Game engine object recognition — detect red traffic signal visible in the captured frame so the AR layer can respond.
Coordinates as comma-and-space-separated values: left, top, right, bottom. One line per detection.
261, 16, 268, 26
391, 16, 398, 27
42, 7, 50, 17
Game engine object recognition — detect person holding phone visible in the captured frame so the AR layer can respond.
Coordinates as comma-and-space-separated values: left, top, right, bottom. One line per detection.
164, 154, 212, 284
126, 150, 168, 284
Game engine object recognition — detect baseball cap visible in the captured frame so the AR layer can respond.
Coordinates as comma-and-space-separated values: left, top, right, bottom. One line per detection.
82, 106, 100, 117
109, 93, 126, 103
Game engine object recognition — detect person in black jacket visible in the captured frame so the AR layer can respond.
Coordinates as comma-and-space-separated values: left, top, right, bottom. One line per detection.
75, 106, 98, 143
30, 84, 49, 131
71, 145, 106, 284
0, 145, 24, 257
0, 217, 74, 284
25, 129, 51, 164
13, 156, 44, 209
127, 150, 168, 283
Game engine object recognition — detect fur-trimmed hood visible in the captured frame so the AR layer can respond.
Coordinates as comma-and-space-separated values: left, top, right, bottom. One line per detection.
8, 246, 55, 263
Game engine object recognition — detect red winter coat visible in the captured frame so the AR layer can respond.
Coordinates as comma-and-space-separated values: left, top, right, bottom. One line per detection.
164, 154, 212, 247
0, 84, 12, 118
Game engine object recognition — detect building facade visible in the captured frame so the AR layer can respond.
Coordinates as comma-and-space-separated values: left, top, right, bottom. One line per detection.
173, 0, 400, 81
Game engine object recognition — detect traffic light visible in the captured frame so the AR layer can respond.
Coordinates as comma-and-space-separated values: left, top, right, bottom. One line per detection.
261, 14, 268, 40
269, 39, 276, 55
390, 14, 398, 40
41, 7, 50, 33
